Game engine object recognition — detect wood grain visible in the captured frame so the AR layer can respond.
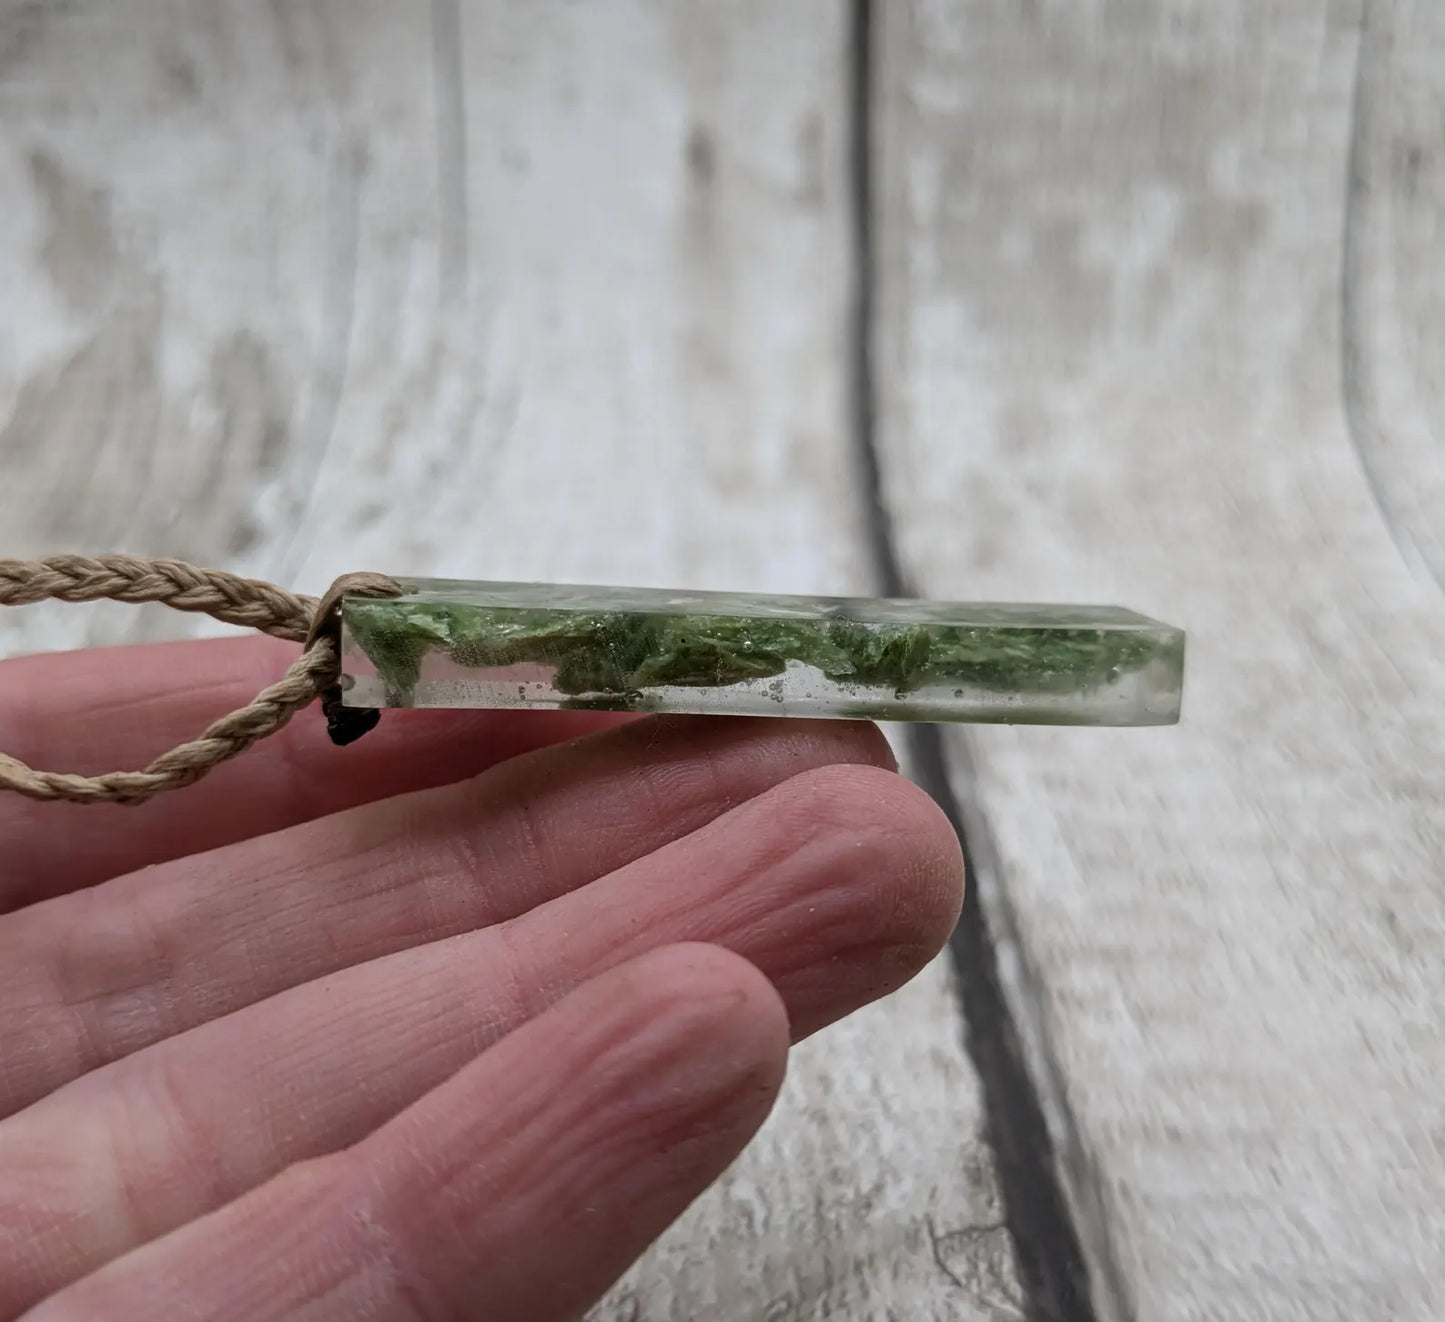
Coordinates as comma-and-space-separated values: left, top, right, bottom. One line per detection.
0, 4, 1018, 1317
875, 2, 1445, 1318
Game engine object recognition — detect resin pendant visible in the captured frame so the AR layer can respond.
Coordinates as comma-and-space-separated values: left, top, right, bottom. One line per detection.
339, 580, 1184, 726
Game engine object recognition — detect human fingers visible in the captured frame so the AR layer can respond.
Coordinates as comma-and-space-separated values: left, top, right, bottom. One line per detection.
0, 635, 627, 908
22, 944, 787, 1322
0, 766, 961, 1313
0, 716, 892, 1114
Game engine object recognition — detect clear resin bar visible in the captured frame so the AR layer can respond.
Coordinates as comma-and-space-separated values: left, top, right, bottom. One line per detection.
340, 580, 1185, 726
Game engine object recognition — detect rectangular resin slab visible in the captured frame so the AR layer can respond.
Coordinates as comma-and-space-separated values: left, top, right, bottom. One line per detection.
340, 581, 1184, 726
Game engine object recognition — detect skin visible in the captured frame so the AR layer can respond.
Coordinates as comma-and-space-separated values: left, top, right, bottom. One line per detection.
0, 634, 964, 1322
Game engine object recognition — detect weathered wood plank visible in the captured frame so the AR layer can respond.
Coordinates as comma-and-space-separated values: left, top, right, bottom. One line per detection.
875, 2, 1445, 1318
0, 4, 1019, 1317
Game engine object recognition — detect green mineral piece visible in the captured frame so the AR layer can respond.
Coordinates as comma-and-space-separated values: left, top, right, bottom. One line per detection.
340, 580, 1184, 726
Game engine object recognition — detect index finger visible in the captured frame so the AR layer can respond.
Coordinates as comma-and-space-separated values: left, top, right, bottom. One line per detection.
0, 636, 624, 910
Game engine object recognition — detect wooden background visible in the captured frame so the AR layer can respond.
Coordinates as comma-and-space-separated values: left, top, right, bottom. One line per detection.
3, 3, 1444, 1319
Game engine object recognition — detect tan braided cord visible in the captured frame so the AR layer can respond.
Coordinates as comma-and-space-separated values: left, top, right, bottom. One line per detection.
0, 556, 401, 806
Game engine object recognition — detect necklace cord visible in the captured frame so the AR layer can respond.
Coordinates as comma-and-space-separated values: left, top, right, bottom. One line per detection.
0, 555, 400, 806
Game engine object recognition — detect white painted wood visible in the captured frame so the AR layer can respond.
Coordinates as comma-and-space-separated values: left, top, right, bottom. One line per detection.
0, 4, 1019, 1317
875, 2, 1445, 1318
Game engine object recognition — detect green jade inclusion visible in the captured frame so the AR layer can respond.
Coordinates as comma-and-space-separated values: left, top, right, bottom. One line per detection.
340, 581, 1185, 726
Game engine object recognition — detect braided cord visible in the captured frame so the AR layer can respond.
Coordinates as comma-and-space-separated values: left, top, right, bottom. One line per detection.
0, 556, 400, 805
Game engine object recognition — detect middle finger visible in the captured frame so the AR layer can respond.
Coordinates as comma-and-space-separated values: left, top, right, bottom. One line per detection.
0, 716, 891, 1117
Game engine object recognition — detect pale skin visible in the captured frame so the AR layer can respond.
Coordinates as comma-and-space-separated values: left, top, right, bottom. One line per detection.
0, 634, 965, 1322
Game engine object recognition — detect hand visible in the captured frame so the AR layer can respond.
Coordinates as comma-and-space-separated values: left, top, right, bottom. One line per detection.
0, 635, 963, 1322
